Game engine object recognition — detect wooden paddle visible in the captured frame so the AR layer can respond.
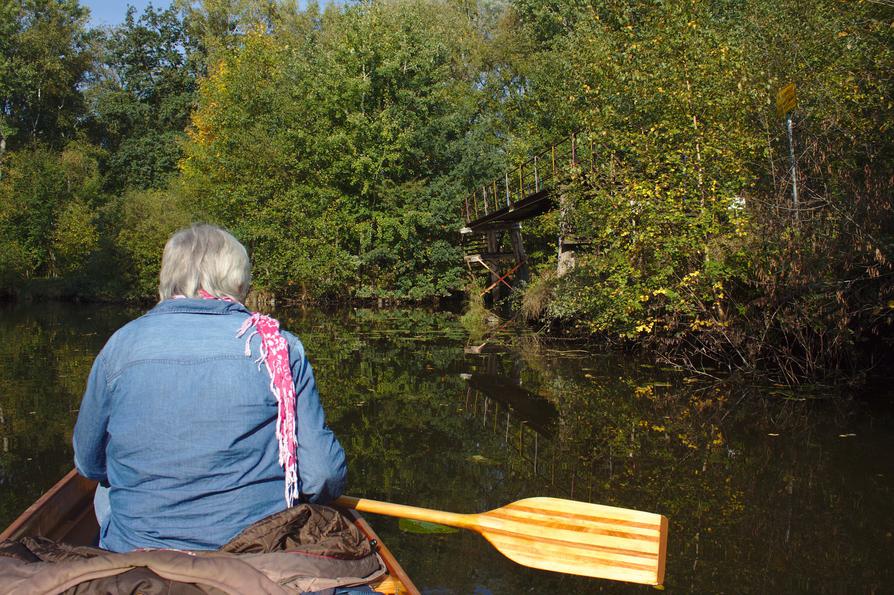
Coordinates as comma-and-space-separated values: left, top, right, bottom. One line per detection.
335, 495, 668, 586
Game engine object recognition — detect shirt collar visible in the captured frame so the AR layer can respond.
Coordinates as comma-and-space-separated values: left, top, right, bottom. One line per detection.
147, 298, 251, 316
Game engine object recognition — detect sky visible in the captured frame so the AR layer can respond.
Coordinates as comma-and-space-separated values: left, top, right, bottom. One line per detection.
82, 1, 174, 27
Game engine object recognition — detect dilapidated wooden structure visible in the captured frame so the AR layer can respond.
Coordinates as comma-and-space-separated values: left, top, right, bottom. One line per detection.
461, 132, 597, 301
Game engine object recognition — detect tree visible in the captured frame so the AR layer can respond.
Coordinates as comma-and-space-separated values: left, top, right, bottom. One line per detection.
87, 4, 199, 191
0, 143, 102, 280
504, 0, 894, 379
181, 0, 496, 301
115, 187, 191, 298
0, 0, 92, 154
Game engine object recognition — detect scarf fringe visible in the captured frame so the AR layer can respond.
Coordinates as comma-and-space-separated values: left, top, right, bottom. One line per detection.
226, 300, 300, 507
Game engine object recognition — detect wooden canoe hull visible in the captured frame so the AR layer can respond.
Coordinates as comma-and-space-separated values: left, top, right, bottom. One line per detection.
0, 469, 419, 595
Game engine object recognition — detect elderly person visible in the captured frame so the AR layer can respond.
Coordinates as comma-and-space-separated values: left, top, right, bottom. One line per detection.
73, 224, 346, 552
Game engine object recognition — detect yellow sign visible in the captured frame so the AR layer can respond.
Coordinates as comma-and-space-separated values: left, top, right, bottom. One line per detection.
776, 83, 797, 118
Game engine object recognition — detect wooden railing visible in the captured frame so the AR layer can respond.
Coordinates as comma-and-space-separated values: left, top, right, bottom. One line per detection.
462, 132, 597, 225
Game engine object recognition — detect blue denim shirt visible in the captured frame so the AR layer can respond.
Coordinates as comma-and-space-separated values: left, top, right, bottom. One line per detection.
73, 298, 347, 552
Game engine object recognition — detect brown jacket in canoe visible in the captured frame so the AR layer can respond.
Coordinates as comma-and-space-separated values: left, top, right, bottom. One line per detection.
0, 503, 386, 594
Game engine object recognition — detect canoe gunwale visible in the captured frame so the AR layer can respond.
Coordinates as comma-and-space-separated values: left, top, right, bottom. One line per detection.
343, 508, 421, 595
0, 468, 97, 543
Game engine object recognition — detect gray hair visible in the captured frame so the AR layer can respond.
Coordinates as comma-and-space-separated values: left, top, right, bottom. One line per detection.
159, 224, 251, 302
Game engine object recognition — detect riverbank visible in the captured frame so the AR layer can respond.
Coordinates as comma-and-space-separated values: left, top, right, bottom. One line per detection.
464, 282, 894, 389
4, 284, 891, 389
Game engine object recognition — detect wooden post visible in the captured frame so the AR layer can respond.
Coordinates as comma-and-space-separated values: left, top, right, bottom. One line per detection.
486, 230, 501, 302
509, 223, 529, 284
534, 156, 540, 192
786, 113, 799, 222
557, 188, 575, 277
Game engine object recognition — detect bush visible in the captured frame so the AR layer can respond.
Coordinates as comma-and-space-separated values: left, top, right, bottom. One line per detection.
115, 188, 191, 299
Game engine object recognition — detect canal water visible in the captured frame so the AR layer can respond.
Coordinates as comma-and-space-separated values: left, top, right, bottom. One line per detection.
1, 302, 892, 593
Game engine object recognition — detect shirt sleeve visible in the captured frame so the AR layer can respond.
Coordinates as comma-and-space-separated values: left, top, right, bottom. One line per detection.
290, 339, 347, 504
73, 350, 111, 483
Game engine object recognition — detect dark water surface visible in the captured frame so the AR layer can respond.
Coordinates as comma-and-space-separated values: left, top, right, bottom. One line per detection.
1, 302, 893, 594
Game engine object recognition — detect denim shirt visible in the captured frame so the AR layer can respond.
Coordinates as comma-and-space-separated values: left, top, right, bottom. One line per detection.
73, 298, 347, 552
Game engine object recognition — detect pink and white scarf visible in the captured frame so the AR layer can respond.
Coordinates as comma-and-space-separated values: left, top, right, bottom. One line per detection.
196, 290, 299, 507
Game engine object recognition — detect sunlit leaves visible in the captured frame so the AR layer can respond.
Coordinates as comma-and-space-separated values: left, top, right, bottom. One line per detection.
180, 0, 487, 301
0, 143, 102, 280
0, 0, 92, 150
507, 0, 893, 377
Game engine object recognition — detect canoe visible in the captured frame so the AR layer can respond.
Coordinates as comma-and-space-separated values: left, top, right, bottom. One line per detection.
0, 469, 420, 595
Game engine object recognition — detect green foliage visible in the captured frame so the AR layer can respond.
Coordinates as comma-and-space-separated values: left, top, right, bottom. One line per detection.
115, 188, 192, 299
87, 4, 199, 191
181, 0, 488, 301
0, 0, 92, 151
0, 3, 200, 299
0, 0, 890, 379
0, 143, 103, 281
520, 267, 554, 322
516, 1, 761, 302
505, 0, 894, 378
459, 278, 490, 338
52, 199, 98, 274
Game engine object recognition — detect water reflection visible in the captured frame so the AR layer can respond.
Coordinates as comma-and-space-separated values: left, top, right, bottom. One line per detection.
0, 303, 139, 524
464, 352, 559, 434
460, 381, 597, 503
0, 302, 892, 593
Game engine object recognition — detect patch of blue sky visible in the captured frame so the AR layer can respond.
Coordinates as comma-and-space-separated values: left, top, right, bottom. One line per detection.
81, 1, 174, 28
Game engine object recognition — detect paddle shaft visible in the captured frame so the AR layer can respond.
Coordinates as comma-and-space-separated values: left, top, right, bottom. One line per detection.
335, 496, 479, 531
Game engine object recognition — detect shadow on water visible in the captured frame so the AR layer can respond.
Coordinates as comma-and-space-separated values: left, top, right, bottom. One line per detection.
463, 352, 559, 436
1, 302, 893, 594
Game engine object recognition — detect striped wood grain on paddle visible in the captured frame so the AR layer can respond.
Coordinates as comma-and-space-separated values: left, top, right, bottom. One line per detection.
335, 495, 668, 586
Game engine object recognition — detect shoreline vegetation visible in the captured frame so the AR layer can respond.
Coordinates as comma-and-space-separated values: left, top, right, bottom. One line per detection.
1, 0, 891, 385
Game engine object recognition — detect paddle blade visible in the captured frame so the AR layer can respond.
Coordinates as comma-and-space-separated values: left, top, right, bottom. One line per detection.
477, 497, 668, 585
